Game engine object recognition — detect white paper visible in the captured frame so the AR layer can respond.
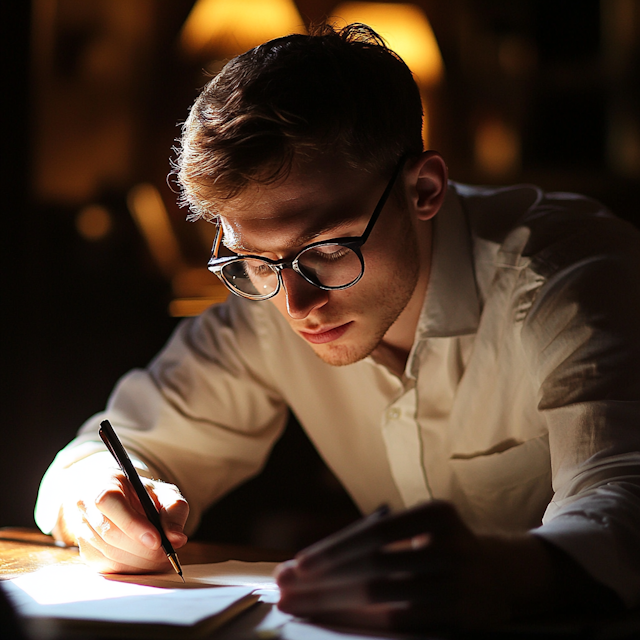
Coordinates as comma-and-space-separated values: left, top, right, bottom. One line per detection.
4, 564, 254, 626
180, 561, 279, 589
107, 560, 280, 590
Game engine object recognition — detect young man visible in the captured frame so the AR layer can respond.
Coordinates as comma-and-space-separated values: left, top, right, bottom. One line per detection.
36, 24, 640, 630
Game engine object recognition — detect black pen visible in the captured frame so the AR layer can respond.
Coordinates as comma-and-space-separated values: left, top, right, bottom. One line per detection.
297, 503, 390, 562
98, 419, 184, 582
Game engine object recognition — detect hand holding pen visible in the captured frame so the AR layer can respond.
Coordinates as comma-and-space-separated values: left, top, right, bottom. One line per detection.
99, 420, 185, 580
50, 422, 189, 576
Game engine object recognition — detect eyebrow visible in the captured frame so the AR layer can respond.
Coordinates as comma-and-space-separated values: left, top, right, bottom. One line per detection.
223, 215, 360, 255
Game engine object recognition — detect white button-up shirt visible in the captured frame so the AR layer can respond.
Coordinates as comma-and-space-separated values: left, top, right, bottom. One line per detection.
36, 181, 640, 606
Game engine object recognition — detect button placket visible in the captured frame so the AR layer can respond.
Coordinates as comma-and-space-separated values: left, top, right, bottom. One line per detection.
381, 387, 430, 508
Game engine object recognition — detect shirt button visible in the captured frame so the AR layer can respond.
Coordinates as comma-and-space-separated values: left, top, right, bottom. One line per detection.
387, 407, 401, 420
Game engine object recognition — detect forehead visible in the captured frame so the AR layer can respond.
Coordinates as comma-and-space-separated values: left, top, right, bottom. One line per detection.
215, 157, 383, 252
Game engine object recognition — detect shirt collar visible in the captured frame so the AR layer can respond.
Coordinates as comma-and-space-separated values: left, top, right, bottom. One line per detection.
415, 182, 480, 340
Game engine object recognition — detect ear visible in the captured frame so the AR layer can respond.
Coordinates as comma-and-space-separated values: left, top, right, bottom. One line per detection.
404, 151, 448, 221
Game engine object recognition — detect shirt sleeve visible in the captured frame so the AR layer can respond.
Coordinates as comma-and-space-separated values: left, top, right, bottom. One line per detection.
518, 208, 640, 607
35, 295, 289, 536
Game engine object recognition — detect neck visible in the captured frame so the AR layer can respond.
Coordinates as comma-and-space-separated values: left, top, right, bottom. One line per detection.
372, 220, 433, 376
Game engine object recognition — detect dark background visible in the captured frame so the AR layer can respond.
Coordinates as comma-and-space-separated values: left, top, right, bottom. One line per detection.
3, 0, 639, 551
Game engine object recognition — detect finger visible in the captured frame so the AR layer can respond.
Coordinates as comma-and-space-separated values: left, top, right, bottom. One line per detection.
296, 599, 472, 633
277, 544, 451, 593
274, 559, 297, 586
76, 517, 172, 574
278, 578, 369, 613
367, 573, 454, 605
311, 545, 454, 584
92, 483, 164, 550
295, 505, 389, 564
78, 502, 172, 565
144, 480, 189, 548
278, 573, 451, 616
297, 501, 464, 574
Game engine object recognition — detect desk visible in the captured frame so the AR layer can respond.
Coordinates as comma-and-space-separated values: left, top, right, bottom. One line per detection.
0, 527, 291, 581
0, 528, 295, 640
3, 529, 640, 640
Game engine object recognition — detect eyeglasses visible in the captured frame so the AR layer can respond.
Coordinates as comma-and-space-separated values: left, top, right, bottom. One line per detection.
207, 158, 406, 301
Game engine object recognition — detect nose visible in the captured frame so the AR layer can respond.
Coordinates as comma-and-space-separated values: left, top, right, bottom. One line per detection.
280, 269, 329, 319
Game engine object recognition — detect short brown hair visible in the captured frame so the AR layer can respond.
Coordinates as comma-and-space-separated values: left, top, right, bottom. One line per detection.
174, 23, 424, 222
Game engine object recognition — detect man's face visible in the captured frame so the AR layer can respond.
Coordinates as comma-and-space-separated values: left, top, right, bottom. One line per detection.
216, 155, 430, 366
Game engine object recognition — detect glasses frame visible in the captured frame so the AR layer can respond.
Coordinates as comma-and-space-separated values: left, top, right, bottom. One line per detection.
207, 157, 406, 301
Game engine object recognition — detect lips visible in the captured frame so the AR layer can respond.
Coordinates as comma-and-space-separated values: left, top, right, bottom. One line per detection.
299, 321, 352, 344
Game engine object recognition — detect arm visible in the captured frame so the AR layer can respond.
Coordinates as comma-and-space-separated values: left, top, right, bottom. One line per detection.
518, 223, 640, 606
278, 214, 640, 630
36, 297, 289, 572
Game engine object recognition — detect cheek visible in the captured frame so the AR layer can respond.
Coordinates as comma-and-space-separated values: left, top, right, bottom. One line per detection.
359, 247, 402, 290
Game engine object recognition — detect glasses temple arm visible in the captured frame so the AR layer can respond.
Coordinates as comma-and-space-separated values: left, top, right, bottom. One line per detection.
359, 155, 408, 244
212, 224, 223, 258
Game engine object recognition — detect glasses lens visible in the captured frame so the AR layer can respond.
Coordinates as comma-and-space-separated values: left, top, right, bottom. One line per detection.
297, 244, 363, 288
221, 259, 279, 298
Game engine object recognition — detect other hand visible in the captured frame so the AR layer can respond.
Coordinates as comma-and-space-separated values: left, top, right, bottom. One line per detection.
53, 455, 189, 574
276, 500, 553, 632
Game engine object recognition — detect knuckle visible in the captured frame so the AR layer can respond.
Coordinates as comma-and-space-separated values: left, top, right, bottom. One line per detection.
94, 486, 122, 508
97, 518, 118, 542
172, 499, 190, 519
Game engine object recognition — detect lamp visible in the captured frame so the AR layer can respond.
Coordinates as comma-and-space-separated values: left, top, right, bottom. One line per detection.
180, 0, 305, 58
330, 2, 443, 87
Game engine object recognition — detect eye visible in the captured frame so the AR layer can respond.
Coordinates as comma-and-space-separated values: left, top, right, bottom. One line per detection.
304, 245, 352, 262
243, 259, 275, 277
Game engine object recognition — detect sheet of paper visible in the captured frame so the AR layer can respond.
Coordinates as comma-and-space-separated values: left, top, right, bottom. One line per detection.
4, 564, 254, 625
110, 560, 280, 590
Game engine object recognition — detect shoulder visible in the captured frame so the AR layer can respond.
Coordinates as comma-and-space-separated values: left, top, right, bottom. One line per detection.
449, 181, 640, 298
451, 182, 640, 365
151, 294, 297, 378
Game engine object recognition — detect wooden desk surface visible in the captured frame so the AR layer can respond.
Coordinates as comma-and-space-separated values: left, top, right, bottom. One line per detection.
4, 530, 640, 638
0, 527, 291, 581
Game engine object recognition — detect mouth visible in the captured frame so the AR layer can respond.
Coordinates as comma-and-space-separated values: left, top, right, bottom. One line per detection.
299, 321, 353, 345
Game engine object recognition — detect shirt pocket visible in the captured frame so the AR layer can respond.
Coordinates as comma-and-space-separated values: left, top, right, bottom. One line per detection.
449, 434, 553, 533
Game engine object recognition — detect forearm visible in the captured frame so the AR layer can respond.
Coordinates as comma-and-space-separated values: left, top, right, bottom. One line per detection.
479, 533, 623, 620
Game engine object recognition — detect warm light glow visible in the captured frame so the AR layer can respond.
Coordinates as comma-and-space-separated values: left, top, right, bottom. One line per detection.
180, 0, 305, 57
76, 204, 112, 241
474, 119, 521, 177
127, 184, 183, 278
7, 565, 162, 606
169, 296, 228, 317
331, 3, 444, 87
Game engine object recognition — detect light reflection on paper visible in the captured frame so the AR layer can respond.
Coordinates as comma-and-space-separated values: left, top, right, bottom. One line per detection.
8, 564, 169, 605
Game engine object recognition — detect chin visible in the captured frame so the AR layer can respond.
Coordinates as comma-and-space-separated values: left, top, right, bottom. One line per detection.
311, 337, 379, 367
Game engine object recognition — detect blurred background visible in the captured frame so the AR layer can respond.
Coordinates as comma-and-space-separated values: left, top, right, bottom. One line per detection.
3, 0, 639, 551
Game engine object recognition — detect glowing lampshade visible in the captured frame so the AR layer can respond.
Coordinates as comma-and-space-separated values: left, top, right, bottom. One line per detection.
330, 2, 443, 87
180, 0, 305, 57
